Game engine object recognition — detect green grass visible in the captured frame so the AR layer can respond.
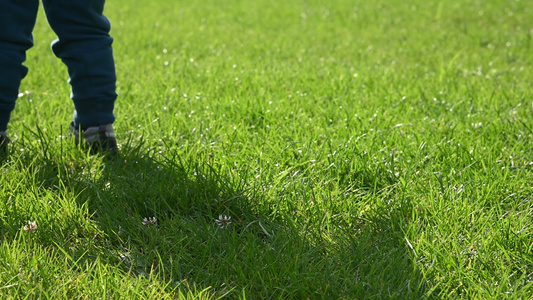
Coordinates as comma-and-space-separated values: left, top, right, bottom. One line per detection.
1, 0, 532, 298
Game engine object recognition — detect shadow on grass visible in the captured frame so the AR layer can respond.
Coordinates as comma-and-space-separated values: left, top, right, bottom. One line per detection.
93, 145, 429, 298
1, 134, 430, 298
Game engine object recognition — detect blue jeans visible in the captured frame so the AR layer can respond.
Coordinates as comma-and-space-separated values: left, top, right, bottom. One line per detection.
0, 0, 116, 131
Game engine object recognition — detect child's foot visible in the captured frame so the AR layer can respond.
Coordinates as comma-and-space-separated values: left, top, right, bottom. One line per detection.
0, 131, 9, 154
69, 122, 118, 155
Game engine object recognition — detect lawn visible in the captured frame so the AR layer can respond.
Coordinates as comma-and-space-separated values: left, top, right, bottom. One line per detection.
1, 0, 532, 298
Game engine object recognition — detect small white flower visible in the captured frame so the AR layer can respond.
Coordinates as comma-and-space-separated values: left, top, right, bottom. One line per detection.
142, 217, 157, 226
23, 221, 37, 231
215, 215, 231, 228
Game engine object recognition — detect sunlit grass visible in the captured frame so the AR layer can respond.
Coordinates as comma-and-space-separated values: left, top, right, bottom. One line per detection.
1, 0, 531, 298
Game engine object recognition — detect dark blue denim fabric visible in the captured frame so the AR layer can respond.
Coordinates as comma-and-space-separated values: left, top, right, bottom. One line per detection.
0, 0, 116, 131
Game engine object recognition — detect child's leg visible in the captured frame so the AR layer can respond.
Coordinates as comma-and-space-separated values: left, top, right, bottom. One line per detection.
42, 0, 117, 130
0, 0, 40, 131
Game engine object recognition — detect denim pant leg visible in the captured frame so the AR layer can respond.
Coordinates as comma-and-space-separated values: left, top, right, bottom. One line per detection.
43, 0, 117, 130
0, 0, 39, 131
